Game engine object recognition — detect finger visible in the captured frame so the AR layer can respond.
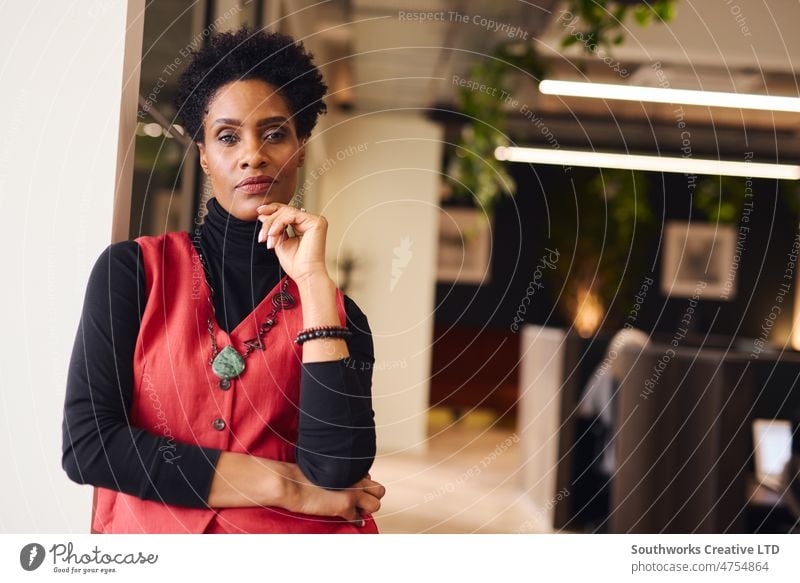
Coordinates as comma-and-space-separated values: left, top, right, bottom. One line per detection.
355, 476, 382, 488
256, 203, 284, 214
257, 216, 271, 243
266, 213, 299, 248
257, 206, 291, 244
267, 215, 291, 238
358, 480, 386, 499
263, 206, 314, 247
348, 515, 365, 527
258, 220, 281, 244
356, 492, 381, 514
266, 221, 289, 249
341, 503, 362, 523
352, 513, 365, 528
257, 212, 278, 243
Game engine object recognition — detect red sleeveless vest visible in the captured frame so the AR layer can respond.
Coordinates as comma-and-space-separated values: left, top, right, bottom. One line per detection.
90, 231, 378, 534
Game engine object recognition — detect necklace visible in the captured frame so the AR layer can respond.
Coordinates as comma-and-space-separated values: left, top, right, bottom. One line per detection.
191, 234, 296, 389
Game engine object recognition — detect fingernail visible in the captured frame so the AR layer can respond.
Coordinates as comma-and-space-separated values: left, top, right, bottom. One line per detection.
266, 235, 274, 249
258, 230, 265, 243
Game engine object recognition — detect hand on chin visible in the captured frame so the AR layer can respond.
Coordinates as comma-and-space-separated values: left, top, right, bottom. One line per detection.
229, 193, 286, 222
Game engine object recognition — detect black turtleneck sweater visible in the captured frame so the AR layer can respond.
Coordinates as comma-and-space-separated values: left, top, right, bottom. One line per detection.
61, 198, 376, 509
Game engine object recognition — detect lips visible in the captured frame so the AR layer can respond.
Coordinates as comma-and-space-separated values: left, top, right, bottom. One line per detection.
236, 175, 276, 187
236, 175, 276, 194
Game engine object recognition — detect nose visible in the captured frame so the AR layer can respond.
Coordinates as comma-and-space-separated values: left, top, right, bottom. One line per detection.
239, 136, 268, 169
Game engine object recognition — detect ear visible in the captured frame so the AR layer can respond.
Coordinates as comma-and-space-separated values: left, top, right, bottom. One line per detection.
298, 140, 306, 168
197, 142, 210, 175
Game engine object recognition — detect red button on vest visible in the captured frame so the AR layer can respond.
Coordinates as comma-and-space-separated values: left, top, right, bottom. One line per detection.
90, 231, 378, 534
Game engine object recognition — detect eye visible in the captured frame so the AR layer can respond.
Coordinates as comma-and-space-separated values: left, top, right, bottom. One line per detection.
264, 128, 287, 142
217, 127, 287, 145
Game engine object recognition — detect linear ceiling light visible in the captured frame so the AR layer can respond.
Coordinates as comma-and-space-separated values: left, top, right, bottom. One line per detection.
538, 79, 800, 113
494, 146, 800, 180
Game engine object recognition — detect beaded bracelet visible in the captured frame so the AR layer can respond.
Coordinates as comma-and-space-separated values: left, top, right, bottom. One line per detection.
294, 325, 352, 345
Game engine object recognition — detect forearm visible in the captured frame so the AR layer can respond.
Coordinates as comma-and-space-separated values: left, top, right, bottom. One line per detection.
295, 294, 377, 489
297, 272, 349, 363
206, 452, 297, 508
206, 452, 375, 522
62, 415, 223, 508
296, 393, 376, 489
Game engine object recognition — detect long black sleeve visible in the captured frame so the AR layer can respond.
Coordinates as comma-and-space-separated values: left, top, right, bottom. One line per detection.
62, 217, 377, 506
296, 296, 377, 488
61, 241, 222, 508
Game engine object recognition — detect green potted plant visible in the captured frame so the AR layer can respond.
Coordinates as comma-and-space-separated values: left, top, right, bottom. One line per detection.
446, 41, 545, 217
559, 0, 677, 54
694, 175, 800, 223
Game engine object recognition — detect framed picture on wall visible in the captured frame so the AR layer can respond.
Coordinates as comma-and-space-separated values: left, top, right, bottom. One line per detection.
437, 206, 492, 285
660, 221, 737, 300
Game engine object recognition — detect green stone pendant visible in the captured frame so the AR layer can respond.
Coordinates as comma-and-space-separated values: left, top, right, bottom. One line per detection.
211, 345, 245, 383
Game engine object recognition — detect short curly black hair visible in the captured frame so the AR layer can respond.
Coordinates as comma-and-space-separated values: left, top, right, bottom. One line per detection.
174, 25, 327, 143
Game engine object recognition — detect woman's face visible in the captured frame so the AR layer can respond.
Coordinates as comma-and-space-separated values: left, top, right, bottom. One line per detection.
197, 79, 305, 221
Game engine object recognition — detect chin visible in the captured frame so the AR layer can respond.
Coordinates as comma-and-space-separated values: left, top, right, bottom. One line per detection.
230, 193, 288, 220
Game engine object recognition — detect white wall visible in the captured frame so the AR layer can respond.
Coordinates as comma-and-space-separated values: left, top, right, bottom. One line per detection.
305, 111, 443, 453
0, 0, 144, 532
518, 325, 567, 530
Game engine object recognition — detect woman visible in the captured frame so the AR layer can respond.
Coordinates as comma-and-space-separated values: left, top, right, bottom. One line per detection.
61, 26, 385, 534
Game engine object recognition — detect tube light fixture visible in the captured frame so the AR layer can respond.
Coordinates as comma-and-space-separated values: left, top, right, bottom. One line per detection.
494, 146, 800, 180
538, 79, 800, 113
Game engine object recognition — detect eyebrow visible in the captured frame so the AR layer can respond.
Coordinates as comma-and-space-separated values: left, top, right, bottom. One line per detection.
211, 116, 288, 127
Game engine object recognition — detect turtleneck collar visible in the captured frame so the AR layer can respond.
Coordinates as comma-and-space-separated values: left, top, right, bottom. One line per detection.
199, 197, 279, 266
